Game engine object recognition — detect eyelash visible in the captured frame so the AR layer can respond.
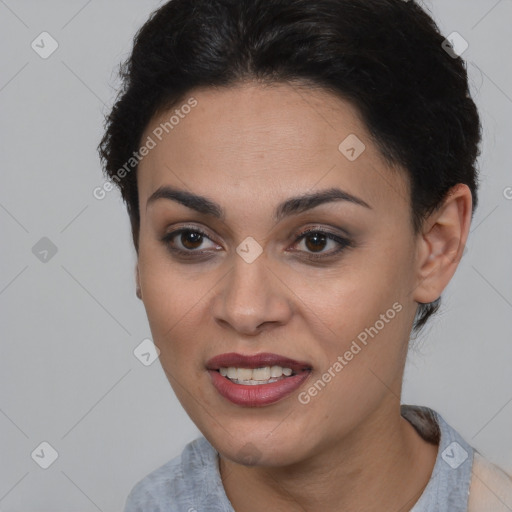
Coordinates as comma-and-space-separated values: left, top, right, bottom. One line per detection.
160, 225, 353, 261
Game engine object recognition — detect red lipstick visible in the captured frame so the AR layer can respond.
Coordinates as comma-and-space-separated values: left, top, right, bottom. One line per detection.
206, 352, 312, 407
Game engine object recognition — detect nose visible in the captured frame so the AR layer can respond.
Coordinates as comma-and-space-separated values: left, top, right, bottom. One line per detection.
211, 252, 294, 336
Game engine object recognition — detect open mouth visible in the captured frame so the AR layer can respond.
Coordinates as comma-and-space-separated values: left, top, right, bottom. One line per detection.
206, 352, 312, 406
217, 365, 297, 385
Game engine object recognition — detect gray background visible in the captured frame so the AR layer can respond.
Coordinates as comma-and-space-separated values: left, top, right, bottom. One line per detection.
1, 0, 511, 510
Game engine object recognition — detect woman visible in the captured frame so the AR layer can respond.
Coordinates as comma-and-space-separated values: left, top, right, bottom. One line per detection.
98, 0, 512, 510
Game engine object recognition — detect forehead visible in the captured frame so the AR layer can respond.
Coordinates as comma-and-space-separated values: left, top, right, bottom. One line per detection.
137, 82, 410, 217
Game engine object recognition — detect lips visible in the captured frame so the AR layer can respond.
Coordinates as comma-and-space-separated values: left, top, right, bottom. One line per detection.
206, 352, 312, 407
206, 352, 312, 372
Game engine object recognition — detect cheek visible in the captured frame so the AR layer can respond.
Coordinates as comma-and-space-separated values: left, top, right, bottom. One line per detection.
293, 269, 410, 433
288, 244, 412, 380
137, 245, 212, 358
289, 249, 407, 337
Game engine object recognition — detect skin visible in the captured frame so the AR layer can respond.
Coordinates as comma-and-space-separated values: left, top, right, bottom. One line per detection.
134, 81, 472, 511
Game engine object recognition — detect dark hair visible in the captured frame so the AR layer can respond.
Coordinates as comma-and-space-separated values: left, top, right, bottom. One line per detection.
98, 0, 481, 333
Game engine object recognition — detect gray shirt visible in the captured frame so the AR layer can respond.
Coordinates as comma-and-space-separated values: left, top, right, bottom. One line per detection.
124, 405, 474, 511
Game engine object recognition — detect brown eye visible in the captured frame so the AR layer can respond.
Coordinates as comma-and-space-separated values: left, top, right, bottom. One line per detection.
161, 227, 220, 256
303, 232, 328, 253
292, 228, 353, 260
180, 230, 204, 250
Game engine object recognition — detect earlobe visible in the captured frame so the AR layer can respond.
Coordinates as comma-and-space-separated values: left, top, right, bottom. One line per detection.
412, 184, 472, 305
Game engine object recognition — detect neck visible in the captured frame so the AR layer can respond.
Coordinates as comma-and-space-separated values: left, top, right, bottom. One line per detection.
219, 400, 438, 512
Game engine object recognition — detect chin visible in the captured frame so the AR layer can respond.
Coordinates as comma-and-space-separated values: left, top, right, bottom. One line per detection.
208, 429, 312, 468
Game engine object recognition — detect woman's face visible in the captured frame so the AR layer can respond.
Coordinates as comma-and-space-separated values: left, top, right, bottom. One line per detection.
136, 82, 423, 466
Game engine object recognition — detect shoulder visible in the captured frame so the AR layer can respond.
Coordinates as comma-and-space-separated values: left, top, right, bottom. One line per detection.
467, 451, 512, 512
123, 437, 217, 512
403, 404, 512, 511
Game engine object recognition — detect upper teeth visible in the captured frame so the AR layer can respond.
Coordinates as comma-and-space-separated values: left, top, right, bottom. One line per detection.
219, 366, 293, 381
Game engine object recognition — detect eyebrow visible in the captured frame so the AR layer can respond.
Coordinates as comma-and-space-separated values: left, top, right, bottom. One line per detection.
146, 185, 372, 222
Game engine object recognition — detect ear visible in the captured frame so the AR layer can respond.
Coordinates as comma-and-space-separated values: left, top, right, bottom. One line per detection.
412, 184, 472, 305
135, 263, 142, 300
